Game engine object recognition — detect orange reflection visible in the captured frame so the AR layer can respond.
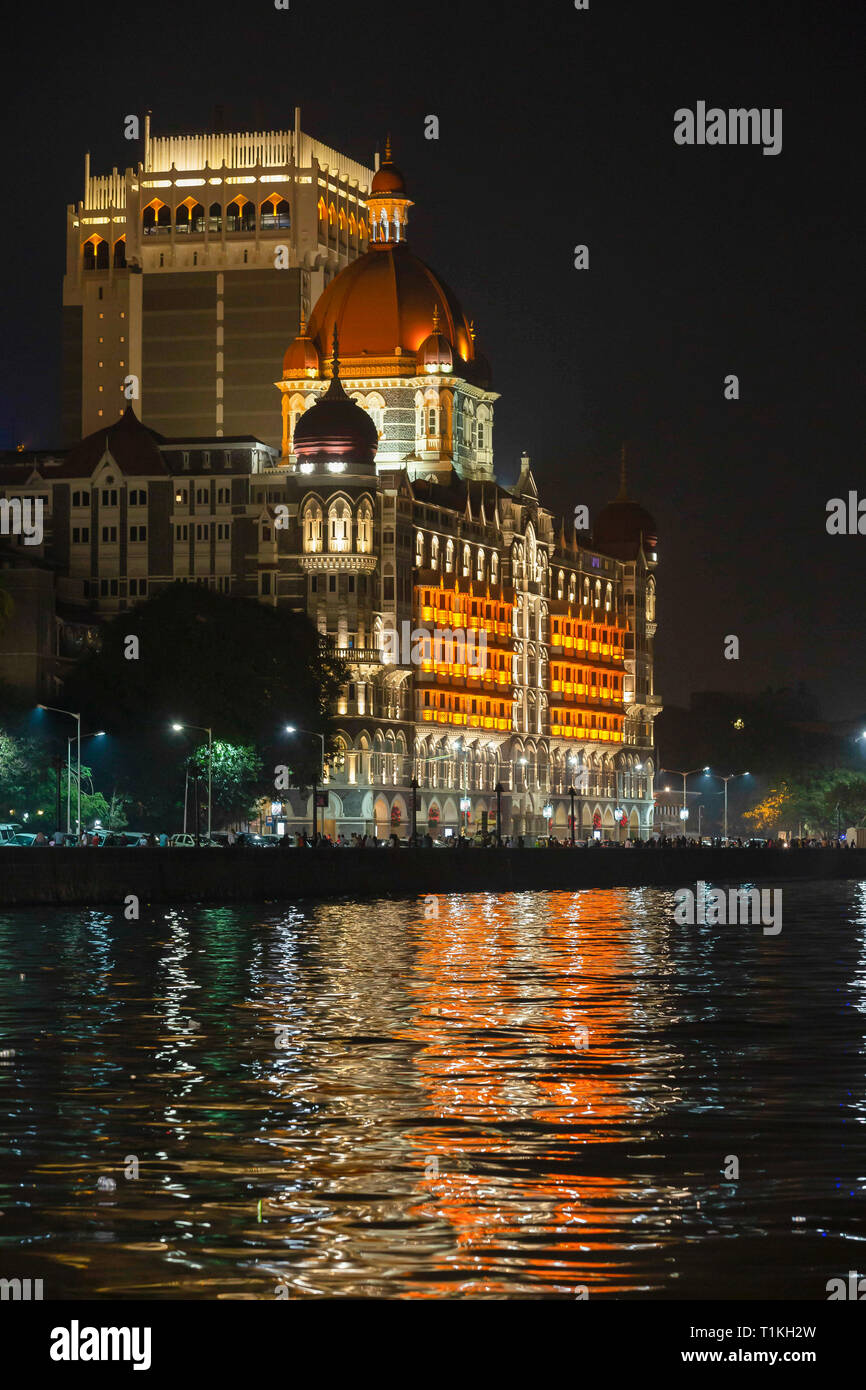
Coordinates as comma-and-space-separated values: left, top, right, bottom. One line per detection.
399, 890, 644, 1294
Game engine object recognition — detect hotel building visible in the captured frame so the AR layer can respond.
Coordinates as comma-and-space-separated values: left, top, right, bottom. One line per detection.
3, 146, 661, 839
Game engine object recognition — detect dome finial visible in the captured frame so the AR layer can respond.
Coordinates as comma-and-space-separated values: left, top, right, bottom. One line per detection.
385, 132, 392, 163
617, 442, 629, 501
299, 305, 307, 334
431, 303, 440, 332
331, 324, 340, 379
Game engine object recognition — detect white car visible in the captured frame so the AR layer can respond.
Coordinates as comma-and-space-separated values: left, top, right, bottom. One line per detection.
169, 833, 221, 848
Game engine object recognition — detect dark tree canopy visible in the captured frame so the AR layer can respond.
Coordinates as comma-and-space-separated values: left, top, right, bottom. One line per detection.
64, 583, 346, 745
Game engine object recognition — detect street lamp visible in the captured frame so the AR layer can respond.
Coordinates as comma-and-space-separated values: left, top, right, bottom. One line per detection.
410, 776, 419, 845
285, 725, 325, 842
662, 766, 709, 838
703, 769, 750, 841
171, 722, 213, 841
66, 730, 105, 835
38, 704, 81, 836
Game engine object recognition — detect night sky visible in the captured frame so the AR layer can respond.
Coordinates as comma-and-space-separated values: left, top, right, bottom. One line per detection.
2, 0, 862, 716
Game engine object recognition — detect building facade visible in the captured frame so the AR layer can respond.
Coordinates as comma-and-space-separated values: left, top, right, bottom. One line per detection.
4, 146, 661, 840
62, 111, 374, 448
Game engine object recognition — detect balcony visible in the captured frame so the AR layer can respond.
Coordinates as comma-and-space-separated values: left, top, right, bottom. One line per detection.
331, 647, 383, 664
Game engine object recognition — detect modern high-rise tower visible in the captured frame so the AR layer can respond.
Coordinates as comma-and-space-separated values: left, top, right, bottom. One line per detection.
61, 110, 374, 448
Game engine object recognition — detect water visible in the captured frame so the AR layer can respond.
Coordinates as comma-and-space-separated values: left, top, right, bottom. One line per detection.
0, 881, 864, 1299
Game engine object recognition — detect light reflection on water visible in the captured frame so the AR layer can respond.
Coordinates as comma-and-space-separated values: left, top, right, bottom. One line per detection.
0, 881, 864, 1299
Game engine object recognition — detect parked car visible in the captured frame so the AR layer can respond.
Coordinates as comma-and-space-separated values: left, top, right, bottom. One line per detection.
8, 832, 36, 846
0, 823, 26, 846
169, 833, 221, 848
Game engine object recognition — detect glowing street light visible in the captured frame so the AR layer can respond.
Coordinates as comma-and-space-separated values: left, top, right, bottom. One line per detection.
703, 769, 750, 841
171, 722, 213, 840
285, 725, 326, 842
38, 704, 81, 835
661, 766, 709, 838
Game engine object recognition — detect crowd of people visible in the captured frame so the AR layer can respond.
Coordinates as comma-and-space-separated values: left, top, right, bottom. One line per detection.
12, 829, 859, 850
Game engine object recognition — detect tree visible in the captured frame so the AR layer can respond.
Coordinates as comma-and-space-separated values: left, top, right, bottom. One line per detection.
188, 740, 262, 824
61, 584, 347, 829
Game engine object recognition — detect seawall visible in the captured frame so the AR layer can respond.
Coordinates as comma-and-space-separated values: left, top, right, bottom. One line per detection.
0, 846, 864, 908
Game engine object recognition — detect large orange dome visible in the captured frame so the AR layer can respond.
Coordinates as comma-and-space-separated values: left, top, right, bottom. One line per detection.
303, 243, 476, 366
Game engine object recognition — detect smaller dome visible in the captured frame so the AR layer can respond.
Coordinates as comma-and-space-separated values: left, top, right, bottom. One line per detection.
416, 328, 453, 374
371, 160, 406, 195
282, 331, 319, 378
292, 372, 378, 467
593, 500, 658, 558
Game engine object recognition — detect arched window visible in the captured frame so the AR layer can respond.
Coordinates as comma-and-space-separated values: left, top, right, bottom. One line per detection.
594, 579, 602, 608
95, 239, 109, 269
261, 196, 291, 229
83, 241, 95, 270
288, 393, 305, 451
356, 500, 373, 554
328, 498, 351, 552
176, 202, 190, 231
191, 202, 205, 232
427, 406, 437, 436
605, 581, 612, 612
302, 499, 323, 553
476, 547, 485, 581
491, 551, 499, 583
415, 531, 425, 567
445, 538, 454, 573
430, 535, 440, 568
557, 569, 565, 600
142, 205, 156, 235
462, 543, 471, 577
646, 579, 656, 622
583, 576, 591, 607
568, 573, 576, 603
208, 202, 222, 232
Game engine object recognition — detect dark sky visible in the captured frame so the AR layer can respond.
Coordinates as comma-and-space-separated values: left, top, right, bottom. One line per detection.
2, 0, 863, 716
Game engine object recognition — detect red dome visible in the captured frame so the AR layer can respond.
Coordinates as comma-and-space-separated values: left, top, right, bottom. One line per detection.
305, 243, 475, 363
370, 160, 406, 194
282, 331, 320, 378
292, 373, 378, 466
593, 500, 658, 558
416, 330, 453, 374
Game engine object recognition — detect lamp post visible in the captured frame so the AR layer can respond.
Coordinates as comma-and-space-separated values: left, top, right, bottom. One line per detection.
66, 730, 105, 835
703, 770, 750, 841
38, 705, 81, 836
410, 776, 418, 845
172, 723, 213, 840
661, 766, 709, 839
286, 725, 325, 843
495, 781, 503, 847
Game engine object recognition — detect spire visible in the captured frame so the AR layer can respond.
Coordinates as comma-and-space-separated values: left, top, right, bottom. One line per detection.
431, 304, 440, 333
385, 132, 392, 163
617, 443, 629, 501
299, 306, 307, 334
322, 325, 348, 400
469, 320, 477, 344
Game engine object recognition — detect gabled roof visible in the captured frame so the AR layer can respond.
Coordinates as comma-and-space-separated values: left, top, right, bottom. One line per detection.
52, 406, 168, 479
